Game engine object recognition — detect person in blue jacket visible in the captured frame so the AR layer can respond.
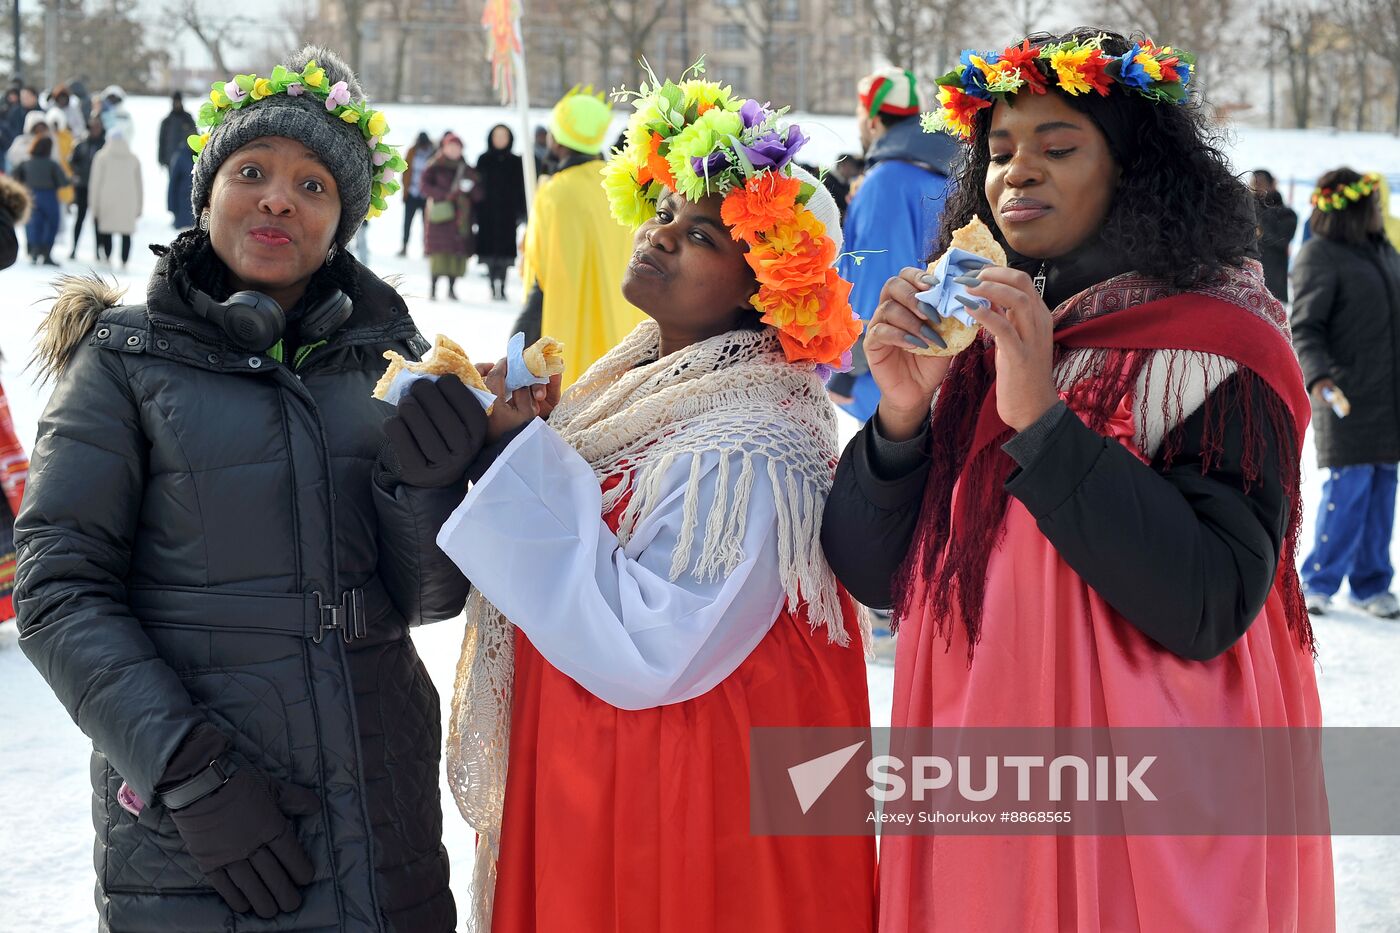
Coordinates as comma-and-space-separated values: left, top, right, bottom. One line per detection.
828, 68, 957, 423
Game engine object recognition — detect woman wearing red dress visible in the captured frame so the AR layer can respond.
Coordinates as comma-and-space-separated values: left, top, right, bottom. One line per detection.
407, 73, 875, 932
821, 29, 1334, 932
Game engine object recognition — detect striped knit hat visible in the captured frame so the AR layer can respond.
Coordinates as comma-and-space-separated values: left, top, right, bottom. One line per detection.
858, 68, 920, 118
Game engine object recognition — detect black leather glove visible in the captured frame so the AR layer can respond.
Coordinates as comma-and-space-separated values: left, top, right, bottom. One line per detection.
160, 727, 318, 918
384, 374, 489, 487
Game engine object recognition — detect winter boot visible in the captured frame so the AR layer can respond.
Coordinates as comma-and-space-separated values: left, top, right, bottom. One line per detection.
1349, 591, 1400, 619
1304, 592, 1330, 616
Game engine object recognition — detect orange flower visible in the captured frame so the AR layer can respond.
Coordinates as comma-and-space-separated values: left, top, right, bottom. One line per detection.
746, 234, 836, 291
754, 283, 824, 335
721, 173, 802, 243
774, 272, 860, 367
645, 132, 676, 190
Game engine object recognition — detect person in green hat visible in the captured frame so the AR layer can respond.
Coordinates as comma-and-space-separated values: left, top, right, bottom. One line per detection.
514, 85, 642, 386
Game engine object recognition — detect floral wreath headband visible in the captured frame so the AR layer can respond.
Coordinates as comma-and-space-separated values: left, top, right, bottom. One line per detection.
923, 35, 1195, 139
604, 61, 861, 372
1312, 173, 1381, 213
188, 60, 408, 220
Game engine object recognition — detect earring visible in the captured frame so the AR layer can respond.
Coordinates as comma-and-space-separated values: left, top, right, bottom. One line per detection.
326, 244, 337, 265
198, 210, 210, 232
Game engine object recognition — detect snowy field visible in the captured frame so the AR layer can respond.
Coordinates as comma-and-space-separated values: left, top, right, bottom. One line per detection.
0, 96, 1398, 931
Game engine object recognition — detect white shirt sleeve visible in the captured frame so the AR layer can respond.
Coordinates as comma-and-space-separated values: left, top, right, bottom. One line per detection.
436, 418, 787, 710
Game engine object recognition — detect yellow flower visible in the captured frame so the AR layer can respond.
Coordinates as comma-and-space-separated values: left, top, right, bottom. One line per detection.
303, 62, 326, 88
339, 109, 361, 124
603, 146, 655, 228
366, 204, 383, 220
1050, 47, 1095, 95
1133, 51, 1163, 82
679, 79, 735, 113
210, 87, 230, 108
189, 132, 209, 154
250, 78, 274, 100
366, 111, 388, 138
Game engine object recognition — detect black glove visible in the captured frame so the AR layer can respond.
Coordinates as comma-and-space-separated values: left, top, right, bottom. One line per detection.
384, 374, 489, 488
160, 727, 318, 918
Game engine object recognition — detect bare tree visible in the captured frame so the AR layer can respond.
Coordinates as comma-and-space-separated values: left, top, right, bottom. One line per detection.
596, 0, 671, 91
863, 0, 962, 77
1360, 0, 1400, 132
164, 0, 240, 76
1094, 0, 1242, 90
1261, 0, 1331, 129
990, 0, 1057, 40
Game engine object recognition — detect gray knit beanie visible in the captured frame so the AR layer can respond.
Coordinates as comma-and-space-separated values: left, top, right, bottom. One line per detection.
191, 46, 373, 247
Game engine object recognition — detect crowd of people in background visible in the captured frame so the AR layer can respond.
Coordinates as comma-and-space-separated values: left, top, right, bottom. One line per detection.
0, 78, 144, 267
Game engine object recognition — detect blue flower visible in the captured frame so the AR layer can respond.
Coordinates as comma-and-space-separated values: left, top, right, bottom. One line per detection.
1116, 45, 1153, 89
1177, 61, 1192, 88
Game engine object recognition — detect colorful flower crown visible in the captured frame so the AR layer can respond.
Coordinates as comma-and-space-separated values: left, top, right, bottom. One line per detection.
1311, 172, 1381, 213
923, 35, 1195, 139
188, 60, 408, 220
604, 63, 861, 372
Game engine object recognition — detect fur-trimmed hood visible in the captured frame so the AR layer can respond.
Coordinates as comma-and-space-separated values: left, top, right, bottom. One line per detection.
32, 274, 127, 385
0, 173, 31, 226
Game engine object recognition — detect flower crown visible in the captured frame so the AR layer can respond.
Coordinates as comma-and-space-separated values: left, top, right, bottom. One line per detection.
604, 63, 861, 372
1311, 172, 1381, 213
188, 60, 408, 220
923, 35, 1195, 139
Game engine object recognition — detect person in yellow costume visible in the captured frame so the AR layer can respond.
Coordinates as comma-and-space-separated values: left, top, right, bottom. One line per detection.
516, 87, 643, 386
1379, 176, 1400, 251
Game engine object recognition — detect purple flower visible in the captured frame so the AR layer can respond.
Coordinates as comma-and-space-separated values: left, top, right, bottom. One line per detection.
690, 149, 731, 178
737, 124, 807, 171
287, 82, 304, 97
740, 98, 768, 129
225, 82, 248, 104
325, 80, 351, 111
372, 149, 390, 166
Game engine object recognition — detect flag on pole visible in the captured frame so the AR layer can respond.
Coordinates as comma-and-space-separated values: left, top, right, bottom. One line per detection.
482, 0, 523, 104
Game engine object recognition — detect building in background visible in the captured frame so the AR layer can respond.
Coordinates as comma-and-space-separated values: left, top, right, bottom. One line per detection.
319, 0, 873, 113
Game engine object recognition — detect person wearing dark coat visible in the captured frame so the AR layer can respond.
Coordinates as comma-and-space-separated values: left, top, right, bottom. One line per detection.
12, 135, 70, 266
1291, 168, 1400, 618
15, 46, 476, 932
1251, 169, 1298, 303
419, 131, 479, 301
397, 131, 433, 257
0, 172, 32, 270
474, 123, 527, 301
159, 91, 198, 228
67, 117, 105, 259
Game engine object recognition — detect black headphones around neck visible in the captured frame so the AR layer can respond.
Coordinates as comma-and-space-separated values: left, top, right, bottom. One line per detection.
174, 270, 353, 352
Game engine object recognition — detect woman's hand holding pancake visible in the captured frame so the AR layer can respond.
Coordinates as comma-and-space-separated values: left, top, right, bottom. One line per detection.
866, 267, 953, 440
958, 266, 1060, 432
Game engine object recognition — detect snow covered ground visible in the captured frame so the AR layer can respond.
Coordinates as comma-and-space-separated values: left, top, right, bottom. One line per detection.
0, 96, 1397, 931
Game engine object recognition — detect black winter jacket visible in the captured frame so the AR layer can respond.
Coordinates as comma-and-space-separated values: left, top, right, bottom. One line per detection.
15, 259, 469, 932
1290, 234, 1400, 469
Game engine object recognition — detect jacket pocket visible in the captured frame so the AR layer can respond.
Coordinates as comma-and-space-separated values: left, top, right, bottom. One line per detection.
100, 669, 293, 894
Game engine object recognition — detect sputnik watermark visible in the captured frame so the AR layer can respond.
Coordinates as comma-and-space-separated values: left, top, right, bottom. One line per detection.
749, 727, 1400, 836
866, 754, 1156, 802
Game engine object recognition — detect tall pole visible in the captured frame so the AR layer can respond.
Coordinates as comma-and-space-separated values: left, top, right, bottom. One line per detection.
43, 0, 58, 91
679, 1, 688, 68
514, 12, 538, 217
11, 0, 20, 82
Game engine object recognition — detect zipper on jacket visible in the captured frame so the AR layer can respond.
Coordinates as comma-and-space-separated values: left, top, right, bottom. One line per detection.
272, 366, 388, 931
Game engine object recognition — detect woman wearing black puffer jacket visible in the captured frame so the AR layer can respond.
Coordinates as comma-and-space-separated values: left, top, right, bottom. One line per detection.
1291, 168, 1400, 619
15, 47, 483, 932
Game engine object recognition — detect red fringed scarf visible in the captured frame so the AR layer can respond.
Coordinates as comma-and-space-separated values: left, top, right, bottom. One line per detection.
891, 263, 1315, 661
